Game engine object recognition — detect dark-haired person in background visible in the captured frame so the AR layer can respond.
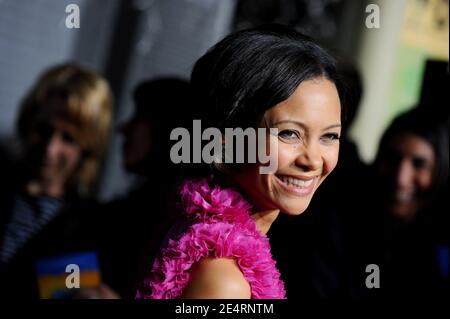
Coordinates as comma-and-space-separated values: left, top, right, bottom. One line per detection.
373, 107, 448, 297
352, 106, 449, 299
95, 78, 193, 299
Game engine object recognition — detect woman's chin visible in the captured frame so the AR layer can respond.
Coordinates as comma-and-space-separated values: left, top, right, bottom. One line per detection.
274, 193, 314, 216
280, 205, 309, 216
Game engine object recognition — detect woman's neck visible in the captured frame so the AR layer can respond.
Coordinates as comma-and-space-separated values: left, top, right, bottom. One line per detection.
213, 172, 280, 234
250, 209, 280, 235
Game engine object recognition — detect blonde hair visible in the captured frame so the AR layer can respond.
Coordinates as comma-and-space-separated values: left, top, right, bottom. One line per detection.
17, 63, 113, 196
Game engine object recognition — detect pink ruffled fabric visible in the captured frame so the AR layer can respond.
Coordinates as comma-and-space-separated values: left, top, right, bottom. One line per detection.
135, 178, 286, 299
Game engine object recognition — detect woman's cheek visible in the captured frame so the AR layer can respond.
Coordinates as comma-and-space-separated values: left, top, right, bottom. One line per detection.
324, 145, 340, 176
276, 144, 297, 170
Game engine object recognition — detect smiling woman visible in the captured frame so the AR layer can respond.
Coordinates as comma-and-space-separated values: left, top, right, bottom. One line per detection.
367, 106, 449, 298
16, 64, 112, 197
375, 107, 448, 223
234, 77, 341, 217
135, 24, 342, 299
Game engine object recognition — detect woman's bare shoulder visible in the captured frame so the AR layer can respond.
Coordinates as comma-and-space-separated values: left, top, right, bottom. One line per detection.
181, 257, 251, 299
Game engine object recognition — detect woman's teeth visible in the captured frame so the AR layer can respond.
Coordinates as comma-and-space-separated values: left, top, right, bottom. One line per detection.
279, 176, 314, 188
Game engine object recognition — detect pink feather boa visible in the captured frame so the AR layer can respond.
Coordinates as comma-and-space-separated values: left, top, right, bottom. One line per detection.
135, 178, 286, 299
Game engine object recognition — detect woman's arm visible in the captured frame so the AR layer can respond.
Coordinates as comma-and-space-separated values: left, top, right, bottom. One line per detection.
181, 257, 251, 299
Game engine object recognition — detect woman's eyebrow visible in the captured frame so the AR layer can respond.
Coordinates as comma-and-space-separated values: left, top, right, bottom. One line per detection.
272, 120, 307, 128
323, 124, 342, 130
271, 120, 341, 131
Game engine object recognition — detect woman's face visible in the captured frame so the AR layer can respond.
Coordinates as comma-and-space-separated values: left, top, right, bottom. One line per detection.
378, 132, 435, 221
28, 117, 83, 187
231, 77, 341, 215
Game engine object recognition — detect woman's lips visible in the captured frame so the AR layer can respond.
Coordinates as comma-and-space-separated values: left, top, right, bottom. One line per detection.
274, 174, 317, 196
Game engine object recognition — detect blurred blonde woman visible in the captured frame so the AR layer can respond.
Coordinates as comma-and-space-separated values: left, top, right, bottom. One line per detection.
0, 63, 113, 298
16, 63, 112, 197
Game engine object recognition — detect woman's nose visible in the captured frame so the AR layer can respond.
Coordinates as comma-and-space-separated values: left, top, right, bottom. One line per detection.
45, 134, 63, 159
395, 160, 414, 189
294, 142, 322, 171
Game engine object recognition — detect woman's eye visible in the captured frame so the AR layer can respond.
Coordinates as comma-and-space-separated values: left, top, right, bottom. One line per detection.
278, 130, 300, 141
321, 133, 340, 142
412, 157, 429, 170
62, 131, 76, 145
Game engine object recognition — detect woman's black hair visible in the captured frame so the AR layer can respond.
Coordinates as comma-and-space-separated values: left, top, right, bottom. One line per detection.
190, 24, 342, 130
375, 106, 449, 193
